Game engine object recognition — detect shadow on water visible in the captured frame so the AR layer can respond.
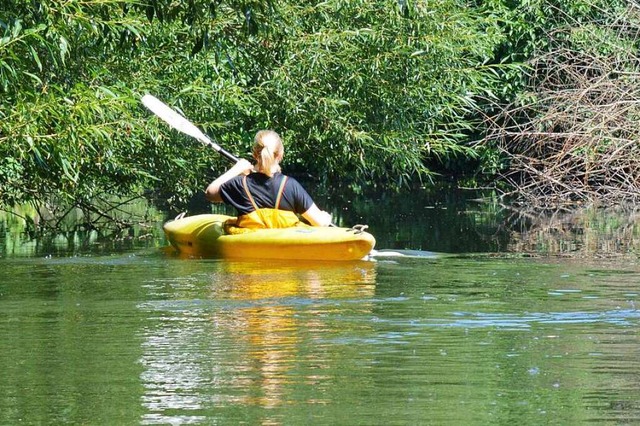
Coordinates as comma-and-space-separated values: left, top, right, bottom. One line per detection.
330, 187, 640, 259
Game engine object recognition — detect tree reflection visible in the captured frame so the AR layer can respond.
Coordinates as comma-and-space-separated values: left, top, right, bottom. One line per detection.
504, 205, 640, 258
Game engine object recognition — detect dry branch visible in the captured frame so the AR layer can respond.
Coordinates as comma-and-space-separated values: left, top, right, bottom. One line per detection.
484, 5, 640, 207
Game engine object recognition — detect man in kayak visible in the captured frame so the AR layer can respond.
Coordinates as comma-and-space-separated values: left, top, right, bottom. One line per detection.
205, 130, 333, 231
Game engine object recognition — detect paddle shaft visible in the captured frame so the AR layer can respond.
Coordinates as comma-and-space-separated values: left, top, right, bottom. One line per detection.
211, 145, 239, 163
142, 94, 240, 163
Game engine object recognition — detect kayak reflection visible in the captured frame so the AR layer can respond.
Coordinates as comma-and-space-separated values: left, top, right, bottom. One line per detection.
210, 260, 377, 409
214, 259, 377, 298
139, 259, 377, 422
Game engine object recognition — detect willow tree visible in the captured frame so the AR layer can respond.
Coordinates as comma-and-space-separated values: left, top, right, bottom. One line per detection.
138, 0, 514, 189
253, 0, 511, 188
0, 0, 267, 225
1, 0, 513, 229
0, 1, 158, 227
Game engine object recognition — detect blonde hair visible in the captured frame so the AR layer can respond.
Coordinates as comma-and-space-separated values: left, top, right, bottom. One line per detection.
253, 130, 283, 177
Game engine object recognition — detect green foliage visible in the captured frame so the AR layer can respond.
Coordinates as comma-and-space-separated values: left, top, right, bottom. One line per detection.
0, 0, 518, 226
0, 0, 209, 213
255, 0, 511, 187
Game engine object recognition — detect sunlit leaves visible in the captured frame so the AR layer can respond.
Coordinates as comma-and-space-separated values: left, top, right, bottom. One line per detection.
252, 0, 511, 187
0, 0, 521, 220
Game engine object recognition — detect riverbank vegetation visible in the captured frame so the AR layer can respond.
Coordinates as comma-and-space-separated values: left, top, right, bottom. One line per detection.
482, 0, 640, 208
1, 0, 638, 231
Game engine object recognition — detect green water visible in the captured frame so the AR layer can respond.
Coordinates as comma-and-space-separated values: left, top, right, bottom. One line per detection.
2, 191, 640, 424
2, 252, 640, 425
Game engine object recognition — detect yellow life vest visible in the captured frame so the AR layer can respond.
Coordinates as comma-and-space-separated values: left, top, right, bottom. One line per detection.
224, 175, 302, 234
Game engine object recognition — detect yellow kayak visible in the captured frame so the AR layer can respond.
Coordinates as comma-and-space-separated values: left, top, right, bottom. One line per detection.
163, 214, 376, 261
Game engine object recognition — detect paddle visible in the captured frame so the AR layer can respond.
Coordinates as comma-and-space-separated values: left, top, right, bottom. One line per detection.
141, 94, 240, 163
142, 93, 339, 229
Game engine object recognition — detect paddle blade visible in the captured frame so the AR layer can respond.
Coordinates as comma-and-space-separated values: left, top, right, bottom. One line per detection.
142, 94, 212, 145
142, 94, 240, 163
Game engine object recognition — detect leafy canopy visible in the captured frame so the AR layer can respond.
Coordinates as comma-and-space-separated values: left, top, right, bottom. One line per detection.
1, 0, 513, 224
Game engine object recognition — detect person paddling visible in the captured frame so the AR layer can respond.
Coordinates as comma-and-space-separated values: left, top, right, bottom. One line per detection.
205, 130, 332, 231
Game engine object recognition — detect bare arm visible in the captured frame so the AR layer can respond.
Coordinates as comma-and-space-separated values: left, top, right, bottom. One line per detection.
205, 159, 253, 203
302, 203, 333, 227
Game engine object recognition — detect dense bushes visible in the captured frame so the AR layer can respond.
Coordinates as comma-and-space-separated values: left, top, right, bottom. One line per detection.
1, 0, 515, 222
481, 0, 639, 207
1, 0, 636, 227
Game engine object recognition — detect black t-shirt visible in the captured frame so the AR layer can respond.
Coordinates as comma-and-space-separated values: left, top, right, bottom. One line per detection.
219, 172, 314, 216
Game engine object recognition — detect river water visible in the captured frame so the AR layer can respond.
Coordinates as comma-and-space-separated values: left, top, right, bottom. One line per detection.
1, 190, 640, 425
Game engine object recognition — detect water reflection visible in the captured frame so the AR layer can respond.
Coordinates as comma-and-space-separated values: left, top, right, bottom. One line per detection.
504, 205, 640, 258
208, 261, 376, 409
3, 251, 640, 424
365, 308, 640, 330
0, 203, 166, 258
138, 260, 376, 424
4, 189, 640, 259
4, 191, 640, 425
